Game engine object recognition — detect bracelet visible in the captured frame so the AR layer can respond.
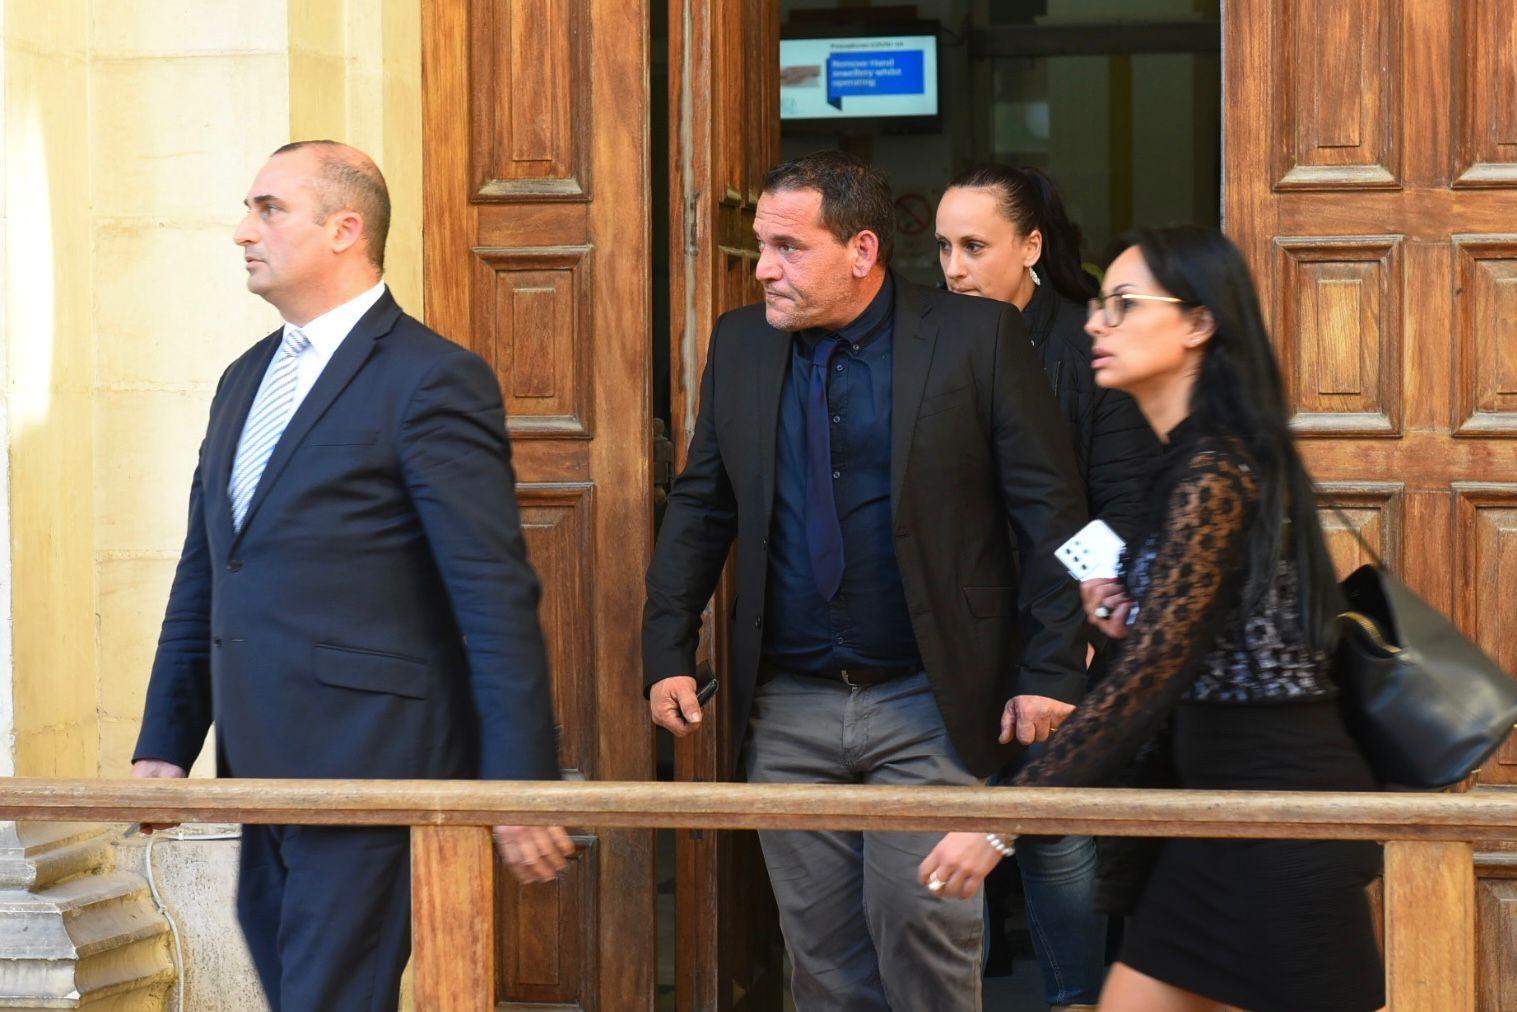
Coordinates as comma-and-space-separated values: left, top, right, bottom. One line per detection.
984, 833, 1015, 857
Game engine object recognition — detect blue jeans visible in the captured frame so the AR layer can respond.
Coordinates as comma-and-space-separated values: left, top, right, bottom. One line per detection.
990, 742, 1107, 1006
1015, 832, 1105, 1005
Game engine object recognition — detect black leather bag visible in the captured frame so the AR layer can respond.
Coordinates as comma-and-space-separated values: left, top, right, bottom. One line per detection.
1335, 563, 1517, 788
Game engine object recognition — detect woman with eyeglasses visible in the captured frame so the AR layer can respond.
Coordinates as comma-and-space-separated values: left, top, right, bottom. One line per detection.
920, 226, 1384, 1012
933, 165, 1160, 1012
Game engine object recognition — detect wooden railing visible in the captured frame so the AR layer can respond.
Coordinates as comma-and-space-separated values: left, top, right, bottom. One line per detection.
1, 778, 1507, 1011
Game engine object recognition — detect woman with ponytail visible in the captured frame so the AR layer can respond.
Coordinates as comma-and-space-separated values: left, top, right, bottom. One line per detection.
933, 165, 1159, 1011
920, 227, 1384, 1012
936, 165, 1158, 544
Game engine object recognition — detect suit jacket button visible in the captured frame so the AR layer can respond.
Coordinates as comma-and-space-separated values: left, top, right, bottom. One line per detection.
212, 637, 223, 647
225, 560, 243, 572
754, 616, 763, 628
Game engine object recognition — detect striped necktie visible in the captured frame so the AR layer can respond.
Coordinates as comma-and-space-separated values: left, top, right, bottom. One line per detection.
228, 328, 310, 531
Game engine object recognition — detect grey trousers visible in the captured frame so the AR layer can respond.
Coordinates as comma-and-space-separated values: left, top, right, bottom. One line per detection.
744, 670, 983, 1012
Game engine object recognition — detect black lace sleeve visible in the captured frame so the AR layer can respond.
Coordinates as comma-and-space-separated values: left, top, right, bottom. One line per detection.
1010, 449, 1257, 789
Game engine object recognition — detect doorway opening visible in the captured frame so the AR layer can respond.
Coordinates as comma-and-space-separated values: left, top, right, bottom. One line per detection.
779, 1, 1221, 287
653, 2, 1222, 1009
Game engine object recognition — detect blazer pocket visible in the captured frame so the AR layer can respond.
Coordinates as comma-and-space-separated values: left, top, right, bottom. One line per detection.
962, 586, 1018, 618
314, 644, 430, 699
307, 428, 379, 447
917, 384, 971, 420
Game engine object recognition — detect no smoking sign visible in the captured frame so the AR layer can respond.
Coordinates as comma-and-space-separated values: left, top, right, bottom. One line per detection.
895, 193, 932, 236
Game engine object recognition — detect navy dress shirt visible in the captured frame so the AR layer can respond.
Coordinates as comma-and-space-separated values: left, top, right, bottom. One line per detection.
762, 275, 920, 672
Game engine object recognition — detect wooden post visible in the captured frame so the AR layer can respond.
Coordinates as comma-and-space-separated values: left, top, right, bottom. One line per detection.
412, 825, 495, 1011
1384, 840, 1474, 1012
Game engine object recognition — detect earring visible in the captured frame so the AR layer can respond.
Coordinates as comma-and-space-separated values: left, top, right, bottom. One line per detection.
1029, 266, 1041, 286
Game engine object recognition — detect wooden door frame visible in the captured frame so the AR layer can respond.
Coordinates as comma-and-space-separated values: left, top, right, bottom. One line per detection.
667, 0, 782, 1009
420, 0, 657, 1007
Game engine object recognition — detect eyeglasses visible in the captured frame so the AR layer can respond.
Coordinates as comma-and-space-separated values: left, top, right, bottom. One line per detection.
1087, 292, 1190, 327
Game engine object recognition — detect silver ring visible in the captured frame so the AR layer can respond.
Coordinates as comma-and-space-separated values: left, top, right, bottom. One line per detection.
927, 873, 945, 893
1094, 605, 1111, 619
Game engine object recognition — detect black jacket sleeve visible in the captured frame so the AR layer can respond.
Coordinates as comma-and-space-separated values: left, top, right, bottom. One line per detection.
1085, 384, 1160, 545
134, 362, 242, 771
988, 304, 1090, 703
642, 319, 740, 691
133, 446, 216, 771
399, 350, 561, 781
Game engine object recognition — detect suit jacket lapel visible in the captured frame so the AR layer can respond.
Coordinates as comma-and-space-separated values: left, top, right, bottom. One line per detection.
208, 331, 281, 546
230, 292, 403, 547
890, 276, 938, 520
753, 326, 792, 517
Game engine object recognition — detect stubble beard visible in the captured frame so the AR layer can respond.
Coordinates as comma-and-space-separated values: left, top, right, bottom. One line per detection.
763, 292, 810, 333
765, 305, 798, 331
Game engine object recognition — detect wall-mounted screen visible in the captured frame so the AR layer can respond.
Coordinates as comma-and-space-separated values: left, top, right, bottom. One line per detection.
779, 35, 939, 121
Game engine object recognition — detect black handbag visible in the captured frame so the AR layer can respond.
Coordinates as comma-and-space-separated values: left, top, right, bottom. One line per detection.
1334, 561, 1517, 788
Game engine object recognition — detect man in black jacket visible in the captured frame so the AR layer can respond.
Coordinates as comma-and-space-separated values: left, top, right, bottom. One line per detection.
643, 152, 1088, 1010
132, 141, 571, 1012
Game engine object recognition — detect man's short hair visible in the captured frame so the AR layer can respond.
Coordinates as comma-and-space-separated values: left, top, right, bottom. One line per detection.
272, 140, 391, 272
762, 151, 894, 265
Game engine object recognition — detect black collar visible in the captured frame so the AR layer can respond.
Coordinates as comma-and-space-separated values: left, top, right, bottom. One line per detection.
1162, 413, 1205, 452
1021, 280, 1058, 350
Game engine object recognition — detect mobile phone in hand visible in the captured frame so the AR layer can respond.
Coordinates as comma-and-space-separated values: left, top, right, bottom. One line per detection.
696, 678, 719, 707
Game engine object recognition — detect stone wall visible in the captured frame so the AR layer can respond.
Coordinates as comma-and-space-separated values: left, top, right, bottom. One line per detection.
1, 1, 424, 1005
6, 0, 95, 779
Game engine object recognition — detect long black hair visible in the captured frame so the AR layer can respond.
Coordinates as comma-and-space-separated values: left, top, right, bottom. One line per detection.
1113, 225, 1341, 648
945, 164, 1098, 303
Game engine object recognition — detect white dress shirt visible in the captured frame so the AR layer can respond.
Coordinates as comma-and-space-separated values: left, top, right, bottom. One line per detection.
265, 280, 388, 414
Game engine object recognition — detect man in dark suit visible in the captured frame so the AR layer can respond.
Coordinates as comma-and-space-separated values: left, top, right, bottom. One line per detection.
131, 140, 572, 1012
643, 151, 1089, 1010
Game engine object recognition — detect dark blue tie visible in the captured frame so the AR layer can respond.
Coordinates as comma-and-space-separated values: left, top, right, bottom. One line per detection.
805, 336, 845, 600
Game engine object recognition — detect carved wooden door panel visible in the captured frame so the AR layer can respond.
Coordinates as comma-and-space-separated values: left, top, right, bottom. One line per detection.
1224, 5, 1517, 1003
667, 0, 783, 1008
1225, 0, 1517, 775
422, 0, 655, 1008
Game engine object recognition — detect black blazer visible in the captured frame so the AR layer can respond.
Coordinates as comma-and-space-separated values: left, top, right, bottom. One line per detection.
134, 290, 560, 783
643, 274, 1089, 777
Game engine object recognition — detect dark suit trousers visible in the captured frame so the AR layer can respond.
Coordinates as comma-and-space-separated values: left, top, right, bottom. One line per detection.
236, 824, 412, 1012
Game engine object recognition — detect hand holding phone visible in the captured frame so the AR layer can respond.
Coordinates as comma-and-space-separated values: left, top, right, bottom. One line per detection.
1080, 578, 1136, 640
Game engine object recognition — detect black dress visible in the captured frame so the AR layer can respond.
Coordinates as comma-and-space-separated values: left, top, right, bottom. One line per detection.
1011, 419, 1385, 1012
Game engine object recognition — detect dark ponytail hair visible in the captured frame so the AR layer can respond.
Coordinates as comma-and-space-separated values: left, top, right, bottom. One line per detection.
945, 164, 1098, 303
1111, 225, 1341, 649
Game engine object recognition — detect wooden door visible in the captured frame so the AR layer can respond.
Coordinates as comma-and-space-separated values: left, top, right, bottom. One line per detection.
1225, 0, 1517, 770
422, 1, 654, 1009
667, 0, 783, 1008
1224, 7, 1517, 1003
